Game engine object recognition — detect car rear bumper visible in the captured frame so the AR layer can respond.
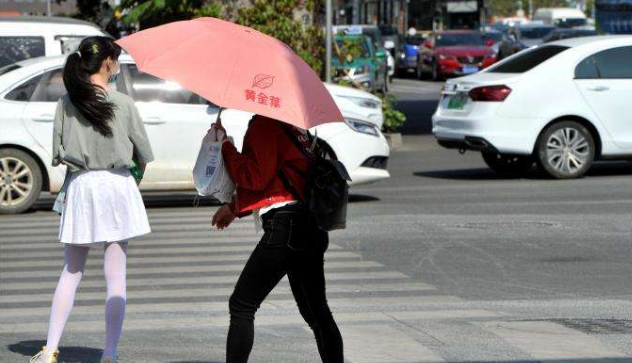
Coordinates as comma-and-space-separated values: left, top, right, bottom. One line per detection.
432, 111, 538, 155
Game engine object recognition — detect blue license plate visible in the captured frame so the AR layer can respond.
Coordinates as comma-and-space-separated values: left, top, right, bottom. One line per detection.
462, 65, 479, 74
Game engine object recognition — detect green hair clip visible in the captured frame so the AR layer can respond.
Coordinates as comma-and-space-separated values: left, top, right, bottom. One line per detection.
91, 44, 99, 54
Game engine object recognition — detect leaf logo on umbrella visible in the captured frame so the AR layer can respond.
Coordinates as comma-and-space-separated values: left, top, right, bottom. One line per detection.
252, 74, 274, 89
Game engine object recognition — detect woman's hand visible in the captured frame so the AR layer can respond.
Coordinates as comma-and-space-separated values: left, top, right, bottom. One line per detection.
212, 204, 236, 230
213, 119, 227, 142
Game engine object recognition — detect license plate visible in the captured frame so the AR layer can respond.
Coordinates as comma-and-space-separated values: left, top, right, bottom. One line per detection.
447, 94, 468, 110
462, 65, 479, 74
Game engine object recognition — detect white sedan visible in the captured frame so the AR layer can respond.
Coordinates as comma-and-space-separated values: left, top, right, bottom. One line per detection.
0, 54, 390, 214
433, 35, 632, 179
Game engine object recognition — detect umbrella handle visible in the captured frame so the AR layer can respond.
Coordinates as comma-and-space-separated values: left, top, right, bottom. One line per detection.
216, 107, 224, 128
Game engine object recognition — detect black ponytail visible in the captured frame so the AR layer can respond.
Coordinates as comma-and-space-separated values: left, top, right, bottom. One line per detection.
63, 36, 122, 137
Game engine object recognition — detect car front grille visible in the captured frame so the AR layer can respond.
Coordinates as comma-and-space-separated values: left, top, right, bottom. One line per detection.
457, 56, 484, 65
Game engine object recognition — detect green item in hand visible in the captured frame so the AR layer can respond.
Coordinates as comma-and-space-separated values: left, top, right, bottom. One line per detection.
130, 160, 144, 181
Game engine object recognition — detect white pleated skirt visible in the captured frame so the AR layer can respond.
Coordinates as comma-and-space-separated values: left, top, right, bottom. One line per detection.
59, 169, 151, 245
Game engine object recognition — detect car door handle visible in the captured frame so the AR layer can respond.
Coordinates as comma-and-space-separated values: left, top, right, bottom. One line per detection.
144, 117, 166, 125
587, 85, 609, 92
32, 114, 54, 122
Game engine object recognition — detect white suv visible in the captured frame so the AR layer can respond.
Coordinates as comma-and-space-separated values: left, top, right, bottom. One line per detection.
0, 54, 390, 214
0, 16, 107, 68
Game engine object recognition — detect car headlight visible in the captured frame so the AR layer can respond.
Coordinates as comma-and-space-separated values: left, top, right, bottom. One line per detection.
339, 96, 381, 109
345, 118, 379, 136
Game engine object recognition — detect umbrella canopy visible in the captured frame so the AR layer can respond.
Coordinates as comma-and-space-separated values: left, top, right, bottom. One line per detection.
116, 17, 344, 129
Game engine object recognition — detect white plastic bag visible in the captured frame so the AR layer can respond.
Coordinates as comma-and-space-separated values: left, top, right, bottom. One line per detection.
192, 127, 235, 203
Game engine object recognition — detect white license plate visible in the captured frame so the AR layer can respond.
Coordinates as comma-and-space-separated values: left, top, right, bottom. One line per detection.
462, 65, 479, 74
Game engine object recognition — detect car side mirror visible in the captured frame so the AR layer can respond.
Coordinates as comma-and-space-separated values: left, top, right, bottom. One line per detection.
485, 39, 494, 47
376, 50, 386, 58
423, 40, 433, 49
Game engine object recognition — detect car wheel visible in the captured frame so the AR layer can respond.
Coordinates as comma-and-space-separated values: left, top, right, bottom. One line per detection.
482, 151, 534, 176
535, 121, 595, 179
0, 148, 43, 214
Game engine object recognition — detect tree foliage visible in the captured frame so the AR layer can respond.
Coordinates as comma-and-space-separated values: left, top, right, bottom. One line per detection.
234, 0, 324, 75
120, 0, 221, 28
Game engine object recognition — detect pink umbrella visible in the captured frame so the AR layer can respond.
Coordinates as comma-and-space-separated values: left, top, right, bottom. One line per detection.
116, 17, 344, 129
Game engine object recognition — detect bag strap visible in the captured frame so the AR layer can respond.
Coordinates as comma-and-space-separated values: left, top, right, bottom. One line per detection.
276, 123, 313, 203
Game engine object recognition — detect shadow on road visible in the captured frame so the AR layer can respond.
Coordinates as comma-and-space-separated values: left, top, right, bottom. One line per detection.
396, 98, 439, 136
8, 340, 103, 363
414, 162, 632, 181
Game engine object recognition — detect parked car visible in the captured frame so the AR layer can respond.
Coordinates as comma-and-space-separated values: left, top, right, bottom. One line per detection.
397, 34, 425, 76
333, 34, 384, 92
333, 25, 389, 91
432, 36, 632, 179
0, 54, 390, 214
498, 24, 556, 59
533, 7, 589, 28
543, 28, 600, 43
0, 16, 106, 68
484, 29, 504, 55
417, 30, 498, 81
378, 24, 399, 81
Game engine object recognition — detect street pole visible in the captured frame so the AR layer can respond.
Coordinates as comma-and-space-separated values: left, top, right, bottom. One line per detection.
326, 0, 333, 83
46, 0, 52, 16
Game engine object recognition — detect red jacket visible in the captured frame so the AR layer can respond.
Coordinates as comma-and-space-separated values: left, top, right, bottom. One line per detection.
222, 115, 311, 217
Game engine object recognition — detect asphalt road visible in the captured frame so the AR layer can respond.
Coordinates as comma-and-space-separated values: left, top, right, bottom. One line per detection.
1, 78, 631, 363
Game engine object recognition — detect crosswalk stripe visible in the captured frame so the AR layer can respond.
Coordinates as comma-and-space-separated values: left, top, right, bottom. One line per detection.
340, 324, 445, 363
0, 282, 437, 305
0, 271, 410, 291
0, 250, 360, 269
1, 220, 257, 236
1, 230, 260, 243
0, 260, 384, 279
480, 321, 627, 359
1, 243, 343, 259
0, 308, 498, 334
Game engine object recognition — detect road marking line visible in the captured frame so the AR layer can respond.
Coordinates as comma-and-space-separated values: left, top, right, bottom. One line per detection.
480, 321, 626, 359
0, 271, 410, 291
0, 260, 384, 279
0, 250, 360, 269
340, 324, 445, 363
0, 282, 437, 305
0, 309, 499, 334
1, 244, 343, 259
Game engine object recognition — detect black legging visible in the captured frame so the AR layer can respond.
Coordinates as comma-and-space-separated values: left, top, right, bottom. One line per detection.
226, 206, 344, 363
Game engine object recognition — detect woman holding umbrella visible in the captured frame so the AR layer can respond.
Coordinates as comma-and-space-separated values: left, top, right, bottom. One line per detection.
211, 115, 344, 363
116, 17, 348, 363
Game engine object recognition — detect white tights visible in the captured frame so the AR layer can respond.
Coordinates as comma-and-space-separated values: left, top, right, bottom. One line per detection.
45, 242, 127, 357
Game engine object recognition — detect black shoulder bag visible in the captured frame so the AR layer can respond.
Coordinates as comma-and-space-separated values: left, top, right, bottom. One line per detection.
277, 124, 352, 232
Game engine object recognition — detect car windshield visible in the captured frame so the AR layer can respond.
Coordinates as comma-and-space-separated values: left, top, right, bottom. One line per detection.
520, 27, 555, 39
406, 35, 425, 46
335, 37, 371, 62
488, 45, 569, 73
435, 33, 485, 46
0, 64, 20, 77
555, 18, 588, 28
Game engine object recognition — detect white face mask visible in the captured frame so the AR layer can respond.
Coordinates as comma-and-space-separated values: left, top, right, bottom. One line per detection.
108, 61, 120, 84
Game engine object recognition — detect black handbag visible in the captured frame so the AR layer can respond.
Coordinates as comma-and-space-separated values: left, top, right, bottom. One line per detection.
277, 124, 351, 232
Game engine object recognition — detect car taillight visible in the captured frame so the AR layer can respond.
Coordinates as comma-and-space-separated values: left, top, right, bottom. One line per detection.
469, 85, 512, 102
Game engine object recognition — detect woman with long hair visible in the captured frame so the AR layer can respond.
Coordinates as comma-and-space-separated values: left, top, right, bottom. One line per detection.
30, 36, 154, 363
212, 116, 344, 363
